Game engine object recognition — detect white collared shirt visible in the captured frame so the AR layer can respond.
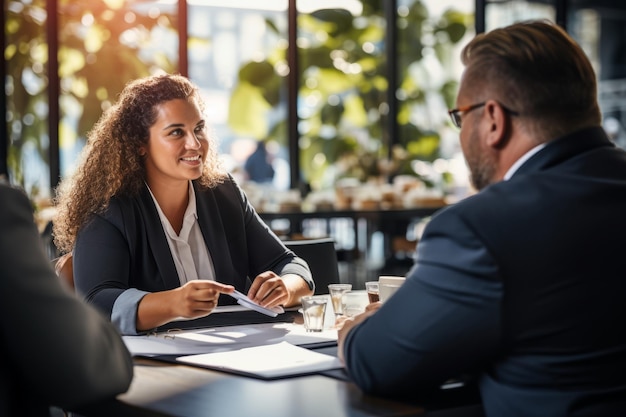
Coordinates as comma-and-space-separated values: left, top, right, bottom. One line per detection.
147, 181, 216, 285
503, 143, 547, 180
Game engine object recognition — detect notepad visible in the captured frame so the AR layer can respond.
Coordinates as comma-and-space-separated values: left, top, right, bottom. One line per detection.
176, 341, 342, 379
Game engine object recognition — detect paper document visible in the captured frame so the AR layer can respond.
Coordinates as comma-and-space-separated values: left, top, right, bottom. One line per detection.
229, 290, 284, 317
177, 341, 343, 379
123, 322, 338, 357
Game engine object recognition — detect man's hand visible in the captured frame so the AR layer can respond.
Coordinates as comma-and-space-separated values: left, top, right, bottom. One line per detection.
337, 302, 381, 363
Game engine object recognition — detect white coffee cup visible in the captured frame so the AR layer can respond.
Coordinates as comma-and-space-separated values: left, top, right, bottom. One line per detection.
378, 276, 406, 303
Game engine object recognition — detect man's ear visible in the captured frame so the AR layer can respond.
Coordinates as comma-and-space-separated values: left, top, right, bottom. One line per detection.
484, 100, 510, 149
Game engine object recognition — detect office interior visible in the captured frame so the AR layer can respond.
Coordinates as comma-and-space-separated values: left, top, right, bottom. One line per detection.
2, 0, 625, 287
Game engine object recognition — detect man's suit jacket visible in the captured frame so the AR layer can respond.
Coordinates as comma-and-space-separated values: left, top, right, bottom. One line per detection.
74, 175, 313, 335
0, 184, 132, 417
342, 127, 626, 416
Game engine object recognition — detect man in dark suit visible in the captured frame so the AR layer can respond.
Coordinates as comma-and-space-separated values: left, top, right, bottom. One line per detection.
0, 183, 133, 416
338, 20, 626, 416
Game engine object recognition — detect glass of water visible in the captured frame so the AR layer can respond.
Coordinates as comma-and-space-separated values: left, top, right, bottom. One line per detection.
300, 295, 328, 332
328, 283, 352, 316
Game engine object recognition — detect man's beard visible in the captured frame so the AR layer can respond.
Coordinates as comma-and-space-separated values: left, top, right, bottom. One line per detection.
466, 130, 496, 191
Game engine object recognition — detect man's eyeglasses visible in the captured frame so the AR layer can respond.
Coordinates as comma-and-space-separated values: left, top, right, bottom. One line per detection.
448, 102, 519, 129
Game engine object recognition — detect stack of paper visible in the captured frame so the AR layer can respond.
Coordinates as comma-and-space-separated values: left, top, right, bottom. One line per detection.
123, 322, 338, 357
176, 341, 342, 379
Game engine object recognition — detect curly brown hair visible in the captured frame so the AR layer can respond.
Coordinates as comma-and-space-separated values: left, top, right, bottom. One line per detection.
53, 73, 225, 254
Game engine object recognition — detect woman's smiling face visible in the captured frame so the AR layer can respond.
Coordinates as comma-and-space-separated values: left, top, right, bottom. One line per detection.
141, 98, 209, 189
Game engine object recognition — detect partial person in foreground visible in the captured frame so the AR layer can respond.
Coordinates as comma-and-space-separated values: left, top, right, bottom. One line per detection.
0, 183, 133, 416
53, 73, 313, 336
337, 20, 626, 416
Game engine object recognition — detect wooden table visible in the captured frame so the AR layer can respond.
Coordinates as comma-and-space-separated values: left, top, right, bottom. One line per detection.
112, 359, 428, 417
76, 312, 483, 417
97, 359, 483, 417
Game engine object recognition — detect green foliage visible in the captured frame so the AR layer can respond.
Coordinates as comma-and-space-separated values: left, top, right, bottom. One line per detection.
5, 0, 473, 202
239, 61, 275, 87
228, 82, 271, 139
239, 61, 283, 106
5, 0, 48, 189
6, 0, 176, 196
60, 3, 176, 140
310, 9, 354, 37
227, 1, 472, 191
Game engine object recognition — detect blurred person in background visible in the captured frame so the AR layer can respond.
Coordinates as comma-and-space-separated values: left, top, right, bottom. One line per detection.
244, 140, 275, 184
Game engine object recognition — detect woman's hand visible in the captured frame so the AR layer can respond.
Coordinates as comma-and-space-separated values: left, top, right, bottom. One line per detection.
248, 271, 314, 308
137, 280, 234, 331
171, 280, 235, 319
247, 271, 289, 308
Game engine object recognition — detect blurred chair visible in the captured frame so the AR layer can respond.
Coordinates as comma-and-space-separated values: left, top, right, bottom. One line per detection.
283, 237, 340, 295
41, 220, 61, 260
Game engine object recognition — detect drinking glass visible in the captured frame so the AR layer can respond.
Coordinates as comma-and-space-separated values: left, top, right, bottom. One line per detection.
365, 281, 380, 303
300, 295, 328, 332
328, 283, 352, 316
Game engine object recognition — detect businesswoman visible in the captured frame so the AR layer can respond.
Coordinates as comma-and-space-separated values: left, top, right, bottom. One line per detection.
53, 73, 313, 335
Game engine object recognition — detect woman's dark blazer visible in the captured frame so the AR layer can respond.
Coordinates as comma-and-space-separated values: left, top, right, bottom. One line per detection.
73, 175, 312, 334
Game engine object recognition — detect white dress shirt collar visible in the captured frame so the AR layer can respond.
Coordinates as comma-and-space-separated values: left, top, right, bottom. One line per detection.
146, 181, 216, 285
503, 143, 547, 180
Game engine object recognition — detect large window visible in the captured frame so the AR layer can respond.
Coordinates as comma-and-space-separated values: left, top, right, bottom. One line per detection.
397, 0, 474, 198
6, 0, 626, 206
5, 0, 49, 198
485, 0, 626, 149
187, 2, 290, 189
295, 1, 386, 191
4, 0, 477, 203
58, 1, 179, 177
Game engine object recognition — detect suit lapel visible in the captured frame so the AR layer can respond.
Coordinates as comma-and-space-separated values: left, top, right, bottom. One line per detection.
193, 182, 237, 286
138, 185, 181, 290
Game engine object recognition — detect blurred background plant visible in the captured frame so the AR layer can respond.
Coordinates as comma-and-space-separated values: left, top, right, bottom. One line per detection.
227, 0, 472, 191
5, 0, 176, 200
5, 0, 472, 205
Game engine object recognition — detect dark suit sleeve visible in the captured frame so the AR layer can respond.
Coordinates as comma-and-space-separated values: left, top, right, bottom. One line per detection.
73, 209, 135, 315
342, 208, 503, 397
0, 185, 133, 410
